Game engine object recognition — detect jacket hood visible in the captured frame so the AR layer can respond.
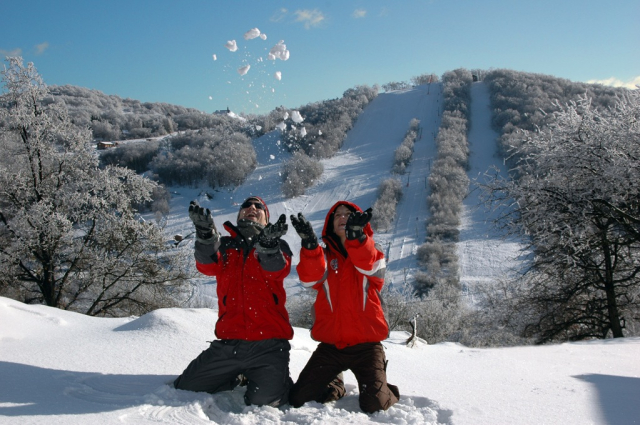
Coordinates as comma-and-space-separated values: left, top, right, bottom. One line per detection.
321, 201, 374, 253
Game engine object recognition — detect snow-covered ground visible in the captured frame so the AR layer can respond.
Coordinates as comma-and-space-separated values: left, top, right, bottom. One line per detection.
2, 296, 639, 424
2, 83, 639, 424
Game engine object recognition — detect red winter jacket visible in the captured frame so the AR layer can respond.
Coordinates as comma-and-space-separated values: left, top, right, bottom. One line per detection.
297, 201, 389, 349
196, 221, 294, 341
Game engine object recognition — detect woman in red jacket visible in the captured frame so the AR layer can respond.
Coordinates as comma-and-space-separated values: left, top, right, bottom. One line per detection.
289, 201, 399, 413
173, 196, 294, 407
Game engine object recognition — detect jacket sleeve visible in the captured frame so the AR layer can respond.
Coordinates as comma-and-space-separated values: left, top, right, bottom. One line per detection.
345, 237, 386, 290
296, 245, 327, 288
194, 240, 223, 276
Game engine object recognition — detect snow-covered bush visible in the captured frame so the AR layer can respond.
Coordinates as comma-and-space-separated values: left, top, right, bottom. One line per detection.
415, 69, 472, 296
281, 151, 324, 198
371, 178, 403, 232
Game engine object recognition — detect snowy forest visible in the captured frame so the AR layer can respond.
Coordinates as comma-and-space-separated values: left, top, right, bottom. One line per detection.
1, 56, 638, 346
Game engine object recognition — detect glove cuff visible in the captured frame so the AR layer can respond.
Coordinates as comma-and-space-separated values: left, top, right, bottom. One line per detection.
196, 228, 219, 245
301, 235, 318, 250
256, 239, 280, 254
345, 228, 365, 242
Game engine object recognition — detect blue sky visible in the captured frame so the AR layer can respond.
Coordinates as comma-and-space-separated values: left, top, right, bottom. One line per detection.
2, 0, 638, 115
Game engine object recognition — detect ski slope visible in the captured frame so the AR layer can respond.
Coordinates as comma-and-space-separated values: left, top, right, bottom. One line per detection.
162, 81, 523, 302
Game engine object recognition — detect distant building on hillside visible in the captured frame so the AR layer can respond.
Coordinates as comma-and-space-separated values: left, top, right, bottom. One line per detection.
213, 107, 231, 115
97, 141, 118, 150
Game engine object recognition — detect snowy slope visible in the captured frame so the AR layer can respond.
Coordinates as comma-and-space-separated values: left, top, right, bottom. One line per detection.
2, 295, 639, 425
457, 83, 527, 302
162, 83, 443, 295
164, 81, 523, 301
2, 82, 640, 425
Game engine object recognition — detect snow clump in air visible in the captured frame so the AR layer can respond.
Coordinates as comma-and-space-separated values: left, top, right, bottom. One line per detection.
268, 41, 290, 61
224, 40, 238, 52
243, 28, 262, 40
291, 111, 304, 123
274, 71, 282, 80
237, 65, 250, 76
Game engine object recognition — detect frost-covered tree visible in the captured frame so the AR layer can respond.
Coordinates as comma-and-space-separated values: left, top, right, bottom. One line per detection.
281, 151, 324, 198
483, 91, 640, 341
0, 58, 190, 316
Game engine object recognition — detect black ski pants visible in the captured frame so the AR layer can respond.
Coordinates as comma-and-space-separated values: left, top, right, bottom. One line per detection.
173, 338, 292, 407
290, 342, 399, 413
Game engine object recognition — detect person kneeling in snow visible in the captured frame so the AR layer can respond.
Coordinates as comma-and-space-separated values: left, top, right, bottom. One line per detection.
173, 196, 294, 407
289, 201, 399, 413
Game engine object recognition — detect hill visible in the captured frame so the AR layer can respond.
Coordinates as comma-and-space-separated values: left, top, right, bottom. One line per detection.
156, 80, 524, 303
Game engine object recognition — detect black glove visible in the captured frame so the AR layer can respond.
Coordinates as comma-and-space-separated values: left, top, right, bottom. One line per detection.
290, 213, 318, 250
256, 214, 288, 254
188, 200, 218, 245
345, 207, 372, 241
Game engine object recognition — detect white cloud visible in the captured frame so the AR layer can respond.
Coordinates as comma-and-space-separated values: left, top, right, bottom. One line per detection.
35, 42, 49, 55
270, 8, 288, 23
294, 9, 325, 29
0, 47, 22, 56
353, 9, 367, 18
587, 76, 640, 90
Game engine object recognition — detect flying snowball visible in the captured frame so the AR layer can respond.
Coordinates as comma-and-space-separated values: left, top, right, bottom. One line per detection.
260, 34, 267, 40
283, 112, 289, 120
224, 40, 238, 52
209, 96, 213, 100
212, 54, 217, 60
291, 111, 304, 123
276, 122, 287, 131
237, 65, 251, 76
270, 154, 275, 160
244, 28, 261, 40
300, 127, 307, 137
274, 71, 282, 80
268, 41, 290, 61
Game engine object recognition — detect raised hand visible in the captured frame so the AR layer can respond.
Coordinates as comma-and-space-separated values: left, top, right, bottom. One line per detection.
290, 213, 318, 250
345, 207, 372, 241
256, 214, 288, 253
188, 200, 218, 244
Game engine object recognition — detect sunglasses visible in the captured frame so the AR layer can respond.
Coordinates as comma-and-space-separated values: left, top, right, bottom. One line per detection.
241, 200, 266, 211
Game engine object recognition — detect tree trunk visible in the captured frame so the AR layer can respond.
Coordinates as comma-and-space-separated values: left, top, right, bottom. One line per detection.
601, 236, 624, 337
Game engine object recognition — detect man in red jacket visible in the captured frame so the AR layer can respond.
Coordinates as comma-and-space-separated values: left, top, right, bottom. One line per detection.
289, 201, 399, 413
173, 196, 294, 407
